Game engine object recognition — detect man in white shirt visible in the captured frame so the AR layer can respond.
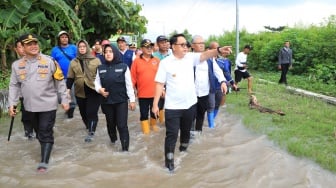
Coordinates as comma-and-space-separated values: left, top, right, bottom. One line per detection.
152, 33, 232, 172
192, 35, 227, 131
234, 45, 253, 93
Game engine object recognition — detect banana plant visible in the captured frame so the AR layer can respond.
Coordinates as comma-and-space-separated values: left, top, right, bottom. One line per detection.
0, 0, 30, 71
0, 0, 85, 71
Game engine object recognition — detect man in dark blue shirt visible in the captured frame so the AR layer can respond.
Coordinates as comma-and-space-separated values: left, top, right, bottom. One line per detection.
116, 36, 135, 68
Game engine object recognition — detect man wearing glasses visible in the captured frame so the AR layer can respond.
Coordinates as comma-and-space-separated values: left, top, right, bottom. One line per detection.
152, 33, 232, 172
191, 35, 227, 132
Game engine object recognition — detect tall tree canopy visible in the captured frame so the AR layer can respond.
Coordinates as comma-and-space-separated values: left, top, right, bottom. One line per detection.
0, 0, 147, 71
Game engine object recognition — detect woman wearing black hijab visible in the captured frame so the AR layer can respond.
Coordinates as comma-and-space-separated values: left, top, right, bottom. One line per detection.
94, 44, 136, 151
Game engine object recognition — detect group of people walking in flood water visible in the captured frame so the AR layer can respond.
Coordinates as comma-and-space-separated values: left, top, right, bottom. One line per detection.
7, 31, 243, 173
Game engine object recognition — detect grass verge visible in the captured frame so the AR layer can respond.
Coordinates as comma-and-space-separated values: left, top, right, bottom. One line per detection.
225, 73, 336, 173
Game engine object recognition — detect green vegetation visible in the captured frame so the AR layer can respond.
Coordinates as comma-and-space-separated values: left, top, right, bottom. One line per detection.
0, 0, 147, 72
255, 72, 336, 97
208, 15, 336, 86
225, 72, 336, 173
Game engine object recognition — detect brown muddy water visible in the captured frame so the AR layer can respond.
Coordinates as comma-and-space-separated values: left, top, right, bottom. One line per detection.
1, 105, 336, 188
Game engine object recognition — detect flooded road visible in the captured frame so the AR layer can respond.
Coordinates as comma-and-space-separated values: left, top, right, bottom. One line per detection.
1, 105, 336, 188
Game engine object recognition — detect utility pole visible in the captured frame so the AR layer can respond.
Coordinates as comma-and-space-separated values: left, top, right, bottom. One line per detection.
235, 0, 239, 56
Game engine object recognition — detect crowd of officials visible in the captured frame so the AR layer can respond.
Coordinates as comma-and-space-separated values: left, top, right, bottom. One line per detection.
8, 30, 286, 173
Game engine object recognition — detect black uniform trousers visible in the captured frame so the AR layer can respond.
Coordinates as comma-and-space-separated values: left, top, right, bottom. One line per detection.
26, 110, 57, 143
164, 104, 196, 153
195, 95, 209, 131
20, 97, 34, 135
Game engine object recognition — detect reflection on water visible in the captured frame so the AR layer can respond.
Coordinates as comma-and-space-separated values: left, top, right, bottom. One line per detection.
1, 106, 336, 188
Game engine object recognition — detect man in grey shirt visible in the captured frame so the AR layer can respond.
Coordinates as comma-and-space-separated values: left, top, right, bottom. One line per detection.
8, 34, 69, 173
278, 41, 293, 85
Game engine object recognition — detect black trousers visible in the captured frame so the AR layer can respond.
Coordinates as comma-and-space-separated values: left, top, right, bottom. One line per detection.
26, 110, 56, 143
164, 104, 196, 153
76, 85, 101, 127
138, 98, 156, 121
20, 97, 34, 134
195, 95, 208, 131
279, 63, 290, 84
158, 98, 165, 110
101, 102, 129, 143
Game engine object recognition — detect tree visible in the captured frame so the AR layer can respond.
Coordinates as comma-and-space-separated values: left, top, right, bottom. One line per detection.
0, 0, 148, 73
0, 0, 83, 72
168, 29, 193, 42
0, 0, 29, 72
264, 25, 286, 32
67, 0, 148, 45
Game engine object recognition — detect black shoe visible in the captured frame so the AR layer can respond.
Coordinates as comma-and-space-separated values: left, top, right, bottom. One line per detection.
85, 132, 94, 143
233, 87, 240, 91
84, 135, 93, 143
165, 152, 174, 172
179, 143, 188, 152
122, 145, 128, 152
67, 107, 75, 118
121, 139, 129, 151
165, 160, 174, 172
27, 133, 35, 141
25, 132, 35, 140
179, 145, 188, 152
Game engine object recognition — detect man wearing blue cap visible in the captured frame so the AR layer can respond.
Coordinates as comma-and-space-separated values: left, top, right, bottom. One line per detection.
117, 36, 135, 68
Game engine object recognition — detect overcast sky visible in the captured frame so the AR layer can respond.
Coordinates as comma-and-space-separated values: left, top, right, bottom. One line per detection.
137, 0, 336, 41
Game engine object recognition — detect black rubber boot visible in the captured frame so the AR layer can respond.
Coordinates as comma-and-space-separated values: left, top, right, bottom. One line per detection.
37, 143, 53, 172
121, 139, 129, 152
67, 107, 75, 118
165, 146, 174, 172
85, 121, 97, 143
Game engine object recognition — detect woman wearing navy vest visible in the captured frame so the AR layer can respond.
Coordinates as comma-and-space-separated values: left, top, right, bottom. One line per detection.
94, 44, 136, 151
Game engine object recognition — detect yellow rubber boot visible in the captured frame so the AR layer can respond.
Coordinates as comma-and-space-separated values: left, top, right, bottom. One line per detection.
159, 110, 165, 124
141, 120, 150, 135
150, 118, 159, 132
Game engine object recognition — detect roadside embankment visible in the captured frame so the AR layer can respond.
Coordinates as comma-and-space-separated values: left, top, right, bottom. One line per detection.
258, 79, 336, 106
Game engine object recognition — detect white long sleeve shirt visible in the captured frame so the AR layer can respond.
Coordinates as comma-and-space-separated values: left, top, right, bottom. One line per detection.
194, 57, 226, 97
